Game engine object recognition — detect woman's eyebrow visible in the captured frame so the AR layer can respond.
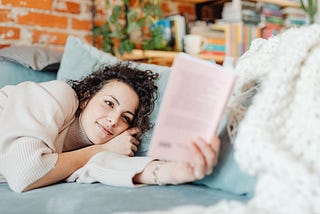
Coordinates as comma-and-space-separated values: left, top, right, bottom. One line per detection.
108, 95, 119, 105
108, 95, 135, 117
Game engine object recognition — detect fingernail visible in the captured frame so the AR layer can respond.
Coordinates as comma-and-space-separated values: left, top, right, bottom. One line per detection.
195, 170, 202, 179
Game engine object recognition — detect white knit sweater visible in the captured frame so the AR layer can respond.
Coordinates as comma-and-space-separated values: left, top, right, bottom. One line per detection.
122, 24, 320, 214
0, 81, 154, 192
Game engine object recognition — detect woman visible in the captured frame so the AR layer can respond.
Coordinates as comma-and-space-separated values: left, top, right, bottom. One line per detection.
0, 62, 220, 192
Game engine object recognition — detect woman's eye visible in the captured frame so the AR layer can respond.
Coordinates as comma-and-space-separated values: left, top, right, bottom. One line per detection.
122, 116, 131, 124
104, 100, 113, 108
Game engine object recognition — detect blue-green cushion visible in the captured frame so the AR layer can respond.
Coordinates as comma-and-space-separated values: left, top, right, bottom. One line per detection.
194, 128, 257, 195
57, 35, 256, 195
0, 57, 57, 88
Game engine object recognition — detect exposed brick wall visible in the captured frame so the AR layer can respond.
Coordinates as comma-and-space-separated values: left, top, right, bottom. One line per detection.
0, 0, 195, 50
0, 0, 106, 49
161, 0, 195, 20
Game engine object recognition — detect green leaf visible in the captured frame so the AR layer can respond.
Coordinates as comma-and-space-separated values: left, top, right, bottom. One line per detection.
110, 5, 123, 23
127, 22, 141, 33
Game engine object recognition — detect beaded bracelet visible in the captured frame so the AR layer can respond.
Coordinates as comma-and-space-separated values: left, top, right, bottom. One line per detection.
152, 160, 166, 185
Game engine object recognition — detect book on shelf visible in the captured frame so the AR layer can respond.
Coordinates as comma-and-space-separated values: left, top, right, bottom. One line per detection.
147, 53, 237, 162
168, 14, 186, 52
153, 18, 176, 49
155, 14, 186, 52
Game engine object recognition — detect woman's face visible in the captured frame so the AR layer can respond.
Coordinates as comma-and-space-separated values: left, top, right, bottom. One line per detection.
79, 80, 139, 144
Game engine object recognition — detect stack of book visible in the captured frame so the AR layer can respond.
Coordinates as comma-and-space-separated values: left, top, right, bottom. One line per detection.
189, 22, 226, 57
241, 0, 260, 25
282, 7, 306, 27
221, 0, 260, 24
202, 37, 226, 57
221, 0, 242, 22
260, 3, 284, 38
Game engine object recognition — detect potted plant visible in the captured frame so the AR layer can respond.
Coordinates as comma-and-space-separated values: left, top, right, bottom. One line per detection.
94, 0, 166, 56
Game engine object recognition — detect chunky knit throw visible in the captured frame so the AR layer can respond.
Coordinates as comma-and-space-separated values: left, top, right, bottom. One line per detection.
122, 24, 320, 214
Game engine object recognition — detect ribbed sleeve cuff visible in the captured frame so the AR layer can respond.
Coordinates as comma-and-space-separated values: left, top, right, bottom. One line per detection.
66, 152, 155, 187
0, 138, 58, 192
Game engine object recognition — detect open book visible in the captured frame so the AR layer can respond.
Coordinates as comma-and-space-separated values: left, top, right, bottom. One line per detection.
147, 53, 237, 162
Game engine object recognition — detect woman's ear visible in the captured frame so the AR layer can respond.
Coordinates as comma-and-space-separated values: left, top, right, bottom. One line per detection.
79, 101, 87, 110
80, 91, 90, 109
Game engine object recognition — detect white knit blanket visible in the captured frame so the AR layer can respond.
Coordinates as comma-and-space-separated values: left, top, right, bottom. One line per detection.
119, 24, 320, 214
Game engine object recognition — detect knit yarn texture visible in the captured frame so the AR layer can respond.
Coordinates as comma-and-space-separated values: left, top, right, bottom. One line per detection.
222, 23, 320, 213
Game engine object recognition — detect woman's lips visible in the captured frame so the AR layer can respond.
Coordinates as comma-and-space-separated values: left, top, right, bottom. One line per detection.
96, 122, 113, 136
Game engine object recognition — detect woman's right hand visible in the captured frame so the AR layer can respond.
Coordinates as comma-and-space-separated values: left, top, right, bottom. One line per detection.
101, 127, 141, 156
158, 136, 221, 185
133, 135, 221, 185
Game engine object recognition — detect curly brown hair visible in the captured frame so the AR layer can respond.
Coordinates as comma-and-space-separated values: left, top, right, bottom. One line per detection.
68, 62, 159, 137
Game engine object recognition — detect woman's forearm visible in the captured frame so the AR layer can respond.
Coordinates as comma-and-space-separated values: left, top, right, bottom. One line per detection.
24, 145, 102, 191
133, 160, 196, 186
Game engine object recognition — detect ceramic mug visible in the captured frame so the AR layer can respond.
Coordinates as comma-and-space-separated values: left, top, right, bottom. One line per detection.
183, 34, 207, 55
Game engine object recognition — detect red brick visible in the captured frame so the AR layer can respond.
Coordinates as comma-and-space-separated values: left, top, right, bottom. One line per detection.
0, 26, 20, 39
94, 19, 105, 27
17, 12, 68, 29
55, 1, 80, 14
94, 5, 106, 17
0, 44, 11, 49
0, 9, 13, 22
160, 2, 172, 15
177, 4, 195, 16
2, 0, 53, 10
32, 30, 69, 45
72, 18, 92, 31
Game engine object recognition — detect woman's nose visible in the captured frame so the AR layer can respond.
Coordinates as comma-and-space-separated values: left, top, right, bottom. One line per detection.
107, 113, 120, 127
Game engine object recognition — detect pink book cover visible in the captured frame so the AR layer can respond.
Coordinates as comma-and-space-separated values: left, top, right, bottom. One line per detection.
147, 53, 237, 163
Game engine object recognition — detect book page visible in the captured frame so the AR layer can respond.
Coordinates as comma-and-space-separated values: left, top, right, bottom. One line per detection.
148, 53, 236, 162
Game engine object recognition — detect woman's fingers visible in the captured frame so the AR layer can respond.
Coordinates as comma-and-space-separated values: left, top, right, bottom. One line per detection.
195, 137, 216, 175
131, 144, 138, 152
188, 141, 206, 179
130, 137, 140, 146
189, 136, 221, 178
126, 127, 141, 137
210, 135, 221, 158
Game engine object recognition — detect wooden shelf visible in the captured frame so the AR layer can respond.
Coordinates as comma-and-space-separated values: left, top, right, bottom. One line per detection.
251, 0, 301, 7
119, 49, 224, 65
172, 0, 300, 7
171, 0, 215, 3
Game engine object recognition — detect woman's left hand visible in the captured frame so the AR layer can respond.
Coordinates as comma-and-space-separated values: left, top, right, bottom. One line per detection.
155, 135, 221, 185
133, 136, 220, 185
101, 127, 141, 156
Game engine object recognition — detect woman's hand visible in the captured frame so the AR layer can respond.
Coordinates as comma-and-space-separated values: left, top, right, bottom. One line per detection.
159, 135, 220, 184
133, 135, 221, 185
101, 127, 141, 156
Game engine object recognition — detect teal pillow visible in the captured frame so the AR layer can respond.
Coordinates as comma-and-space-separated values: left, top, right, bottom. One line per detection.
0, 57, 57, 88
193, 128, 256, 195
57, 36, 171, 155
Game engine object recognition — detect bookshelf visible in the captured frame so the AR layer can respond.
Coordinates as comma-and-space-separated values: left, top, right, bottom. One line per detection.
121, 0, 302, 66
250, 0, 300, 8
174, 0, 300, 7
119, 49, 224, 65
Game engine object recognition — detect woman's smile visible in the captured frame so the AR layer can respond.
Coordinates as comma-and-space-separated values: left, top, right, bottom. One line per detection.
96, 122, 113, 136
